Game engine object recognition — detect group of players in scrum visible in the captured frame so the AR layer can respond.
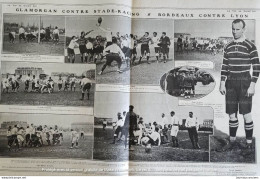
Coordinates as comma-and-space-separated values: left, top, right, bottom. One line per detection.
2, 73, 92, 100
8, 26, 60, 45
105, 108, 201, 152
6, 123, 85, 151
67, 23, 171, 74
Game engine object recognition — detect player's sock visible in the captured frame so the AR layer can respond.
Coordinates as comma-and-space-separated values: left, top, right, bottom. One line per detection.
71, 143, 74, 147
87, 92, 90, 100
147, 56, 150, 62
74, 87, 76, 92
81, 56, 83, 63
139, 56, 142, 63
81, 93, 84, 100
76, 142, 78, 147
176, 138, 179, 147
156, 55, 159, 61
85, 56, 88, 63
229, 119, 239, 141
245, 121, 254, 144
163, 56, 166, 63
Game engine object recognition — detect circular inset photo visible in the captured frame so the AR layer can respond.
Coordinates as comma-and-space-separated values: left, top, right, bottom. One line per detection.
160, 66, 215, 100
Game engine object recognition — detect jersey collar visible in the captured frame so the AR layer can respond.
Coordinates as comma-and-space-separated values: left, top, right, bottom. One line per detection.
233, 35, 246, 43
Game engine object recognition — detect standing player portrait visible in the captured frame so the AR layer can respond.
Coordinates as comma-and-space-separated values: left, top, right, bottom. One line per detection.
219, 19, 259, 154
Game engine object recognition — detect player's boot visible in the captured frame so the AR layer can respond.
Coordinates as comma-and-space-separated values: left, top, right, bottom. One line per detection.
240, 143, 253, 156
175, 139, 179, 147
220, 140, 236, 152
195, 143, 201, 149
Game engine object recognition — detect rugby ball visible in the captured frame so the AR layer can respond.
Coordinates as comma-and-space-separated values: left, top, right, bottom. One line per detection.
98, 17, 102, 24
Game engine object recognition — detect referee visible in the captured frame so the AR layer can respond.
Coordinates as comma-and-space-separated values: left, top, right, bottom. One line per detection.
219, 19, 260, 154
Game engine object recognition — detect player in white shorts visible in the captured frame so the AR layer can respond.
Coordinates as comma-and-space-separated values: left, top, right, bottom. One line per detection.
170, 111, 180, 147
70, 129, 79, 149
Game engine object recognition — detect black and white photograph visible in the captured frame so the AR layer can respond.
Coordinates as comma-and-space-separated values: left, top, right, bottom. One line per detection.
3, 14, 65, 56
160, 66, 215, 100
93, 92, 213, 161
65, 16, 174, 85
174, 19, 255, 78
208, 19, 259, 163
1, 62, 95, 107
0, 113, 93, 159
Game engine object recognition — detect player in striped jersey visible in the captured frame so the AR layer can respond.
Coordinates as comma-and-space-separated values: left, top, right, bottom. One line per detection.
219, 19, 260, 154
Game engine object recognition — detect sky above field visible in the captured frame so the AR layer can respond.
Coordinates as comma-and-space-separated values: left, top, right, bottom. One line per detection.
0, 113, 93, 128
94, 92, 213, 124
1, 62, 95, 76
4, 14, 65, 28
175, 20, 255, 40
65, 16, 173, 38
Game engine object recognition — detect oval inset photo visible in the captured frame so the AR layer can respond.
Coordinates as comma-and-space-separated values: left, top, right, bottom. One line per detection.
160, 66, 215, 100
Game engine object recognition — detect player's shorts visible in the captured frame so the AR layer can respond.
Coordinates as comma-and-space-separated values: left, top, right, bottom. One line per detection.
122, 47, 132, 58
105, 53, 122, 66
161, 45, 168, 54
114, 126, 122, 136
72, 137, 78, 143
67, 48, 75, 55
82, 83, 91, 93
79, 45, 87, 54
53, 34, 59, 40
86, 49, 93, 54
225, 72, 252, 114
17, 134, 24, 142
141, 44, 150, 55
106, 41, 112, 47
147, 136, 159, 146
93, 46, 104, 54
154, 47, 161, 54
170, 125, 179, 136
132, 47, 137, 55
25, 81, 29, 88
58, 84, 62, 89
25, 134, 30, 142
71, 82, 76, 87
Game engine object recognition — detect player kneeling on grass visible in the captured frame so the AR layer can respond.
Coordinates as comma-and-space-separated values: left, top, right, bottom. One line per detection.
98, 37, 125, 75
67, 36, 79, 63
70, 129, 79, 149
141, 127, 161, 147
80, 75, 92, 100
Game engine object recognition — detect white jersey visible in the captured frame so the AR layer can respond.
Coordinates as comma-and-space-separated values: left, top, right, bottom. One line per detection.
171, 116, 180, 125
11, 127, 18, 135
152, 36, 160, 47
103, 44, 125, 58
117, 119, 124, 127
86, 42, 93, 49
68, 39, 79, 49
149, 131, 160, 144
19, 27, 25, 34
80, 78, 91, 86
53, 29, 59, 35
186, 116, 198, 128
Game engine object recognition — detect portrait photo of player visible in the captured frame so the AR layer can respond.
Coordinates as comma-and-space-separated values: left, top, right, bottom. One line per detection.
210, 19, 258, 163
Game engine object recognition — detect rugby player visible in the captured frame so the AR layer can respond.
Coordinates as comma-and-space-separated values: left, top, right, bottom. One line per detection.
67, 36, 79, 63
79, 75, 92, 100
170, 111, 180, 147
53, 26, 59, 45
160, 32, 171, 63
152, 32, 161, 62
70, 129, 79, 149
98, 37, 125, 75
186, 112, 200, 149
219, 19, 260, 154
138, 32, 152, 64
111, 112, 124, 144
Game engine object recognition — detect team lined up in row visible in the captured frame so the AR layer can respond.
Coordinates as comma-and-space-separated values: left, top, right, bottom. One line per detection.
1, 74, 93, 100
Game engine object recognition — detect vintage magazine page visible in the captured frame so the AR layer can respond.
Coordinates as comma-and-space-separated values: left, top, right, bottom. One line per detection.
0, 0, 259, 176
